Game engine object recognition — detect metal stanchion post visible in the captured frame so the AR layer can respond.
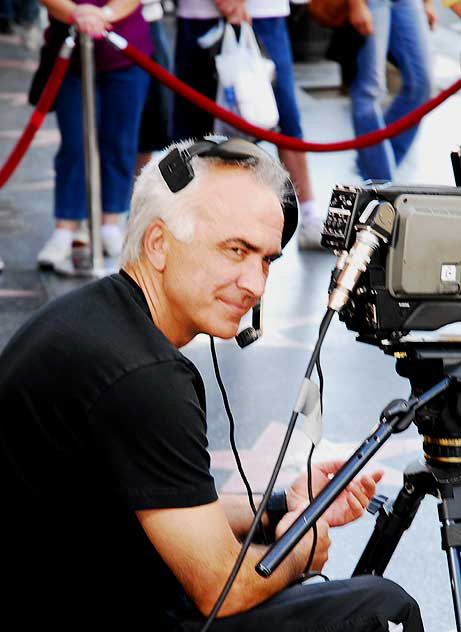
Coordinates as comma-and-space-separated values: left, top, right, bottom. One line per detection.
55, 32, 116, 278
81, 31, 104, 274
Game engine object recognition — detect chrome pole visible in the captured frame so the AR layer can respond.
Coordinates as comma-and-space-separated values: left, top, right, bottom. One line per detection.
80, 32, 104, 274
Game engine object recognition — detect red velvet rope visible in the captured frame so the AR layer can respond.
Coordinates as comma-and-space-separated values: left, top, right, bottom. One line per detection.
111, 33, 461, 153
1, 30, 460, 189
0, 45, 72, 188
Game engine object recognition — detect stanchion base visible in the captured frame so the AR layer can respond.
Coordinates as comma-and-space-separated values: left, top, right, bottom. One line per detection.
53, 258, 118, 278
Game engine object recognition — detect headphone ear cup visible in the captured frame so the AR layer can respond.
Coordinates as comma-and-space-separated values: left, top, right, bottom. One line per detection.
158, 141, 218, 192
159, 139, 299, 247
281, 178, 299, 248
158, 148, 195, 193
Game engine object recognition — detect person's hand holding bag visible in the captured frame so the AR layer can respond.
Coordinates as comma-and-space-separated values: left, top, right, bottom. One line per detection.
215, 0, 251, 23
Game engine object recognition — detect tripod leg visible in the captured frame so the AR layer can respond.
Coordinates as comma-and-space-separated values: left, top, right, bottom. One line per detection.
439, 489, 461, 632
445, 547, 461, 632
353, 463, 436, 577
353, 483, 424, 576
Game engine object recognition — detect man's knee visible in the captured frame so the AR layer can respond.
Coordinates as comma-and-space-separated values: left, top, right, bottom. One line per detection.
352, 575, 422, 625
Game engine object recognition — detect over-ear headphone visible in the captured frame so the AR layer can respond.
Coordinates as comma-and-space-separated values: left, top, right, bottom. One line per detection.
158, 137, 299, 346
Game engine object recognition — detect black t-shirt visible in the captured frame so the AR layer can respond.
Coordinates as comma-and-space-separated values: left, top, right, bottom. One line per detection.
0, 271, 218, 626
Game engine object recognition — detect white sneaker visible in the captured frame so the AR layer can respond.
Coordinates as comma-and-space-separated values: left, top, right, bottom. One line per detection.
101, 224, 124, 258
37, 228, 73, 270
16, 24, 42, 51
297, 216, 326, 251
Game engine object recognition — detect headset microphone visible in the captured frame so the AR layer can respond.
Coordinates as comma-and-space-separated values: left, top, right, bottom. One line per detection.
235, 299, 263, 348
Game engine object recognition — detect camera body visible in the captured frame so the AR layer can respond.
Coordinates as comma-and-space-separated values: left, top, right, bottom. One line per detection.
321, 183, 461, 344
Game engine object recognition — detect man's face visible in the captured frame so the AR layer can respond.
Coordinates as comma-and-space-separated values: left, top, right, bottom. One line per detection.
162, 166, 284, 345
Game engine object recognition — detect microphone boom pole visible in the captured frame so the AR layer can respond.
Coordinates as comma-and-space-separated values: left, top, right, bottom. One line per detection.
256, 377, 452, 577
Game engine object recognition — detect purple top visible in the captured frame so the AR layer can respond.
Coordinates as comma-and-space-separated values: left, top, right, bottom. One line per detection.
46, 0, 153, 72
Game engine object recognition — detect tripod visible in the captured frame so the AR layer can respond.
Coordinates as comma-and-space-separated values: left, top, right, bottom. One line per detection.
354, 347, 461, 632
257, 342, 461, 631
353, 459, 461, 628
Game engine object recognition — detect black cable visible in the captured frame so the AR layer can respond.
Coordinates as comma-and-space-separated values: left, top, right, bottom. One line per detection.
210, 336, 259, 517
304, 308, 334, 379
304, 443, 317, 573
199, 307, 335, 632
316, 357, 324, 415
304, 338, 326, 572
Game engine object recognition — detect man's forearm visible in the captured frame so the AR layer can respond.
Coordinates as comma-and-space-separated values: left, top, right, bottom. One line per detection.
220, 494, 270, 540
213, 539, 305, 617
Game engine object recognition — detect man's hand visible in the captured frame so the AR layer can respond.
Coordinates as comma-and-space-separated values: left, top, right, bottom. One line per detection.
214, 0, 250, 23
286, 460, 384, 527
348, 0, 373, 35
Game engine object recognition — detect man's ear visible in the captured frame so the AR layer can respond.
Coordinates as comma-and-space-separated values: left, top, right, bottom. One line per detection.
143, 219, 168, 271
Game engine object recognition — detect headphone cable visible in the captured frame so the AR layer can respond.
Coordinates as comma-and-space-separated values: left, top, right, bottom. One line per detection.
200, 307, 335, 631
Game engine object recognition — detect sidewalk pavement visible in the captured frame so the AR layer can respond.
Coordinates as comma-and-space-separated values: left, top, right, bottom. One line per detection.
1, 11, 461, 631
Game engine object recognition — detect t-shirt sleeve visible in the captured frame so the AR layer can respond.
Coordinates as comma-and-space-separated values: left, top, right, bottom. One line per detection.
86, 360, 218, 510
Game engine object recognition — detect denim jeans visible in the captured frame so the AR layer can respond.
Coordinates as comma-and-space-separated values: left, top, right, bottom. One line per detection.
54, 65, 149, 220
0, 0, 39, 24
349, 0, 432, 182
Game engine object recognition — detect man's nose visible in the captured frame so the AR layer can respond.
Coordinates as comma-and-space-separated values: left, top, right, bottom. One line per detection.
237, 258, 266, 297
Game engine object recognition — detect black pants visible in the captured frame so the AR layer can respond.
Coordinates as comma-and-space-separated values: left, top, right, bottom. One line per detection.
172, 575, 424, 632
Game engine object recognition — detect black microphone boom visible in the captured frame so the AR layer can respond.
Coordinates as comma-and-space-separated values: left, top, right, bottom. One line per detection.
256, 377, 452, 577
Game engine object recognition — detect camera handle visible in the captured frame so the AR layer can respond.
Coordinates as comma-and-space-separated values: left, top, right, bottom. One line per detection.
256, 376, 452, 577
353, 460, 461, 632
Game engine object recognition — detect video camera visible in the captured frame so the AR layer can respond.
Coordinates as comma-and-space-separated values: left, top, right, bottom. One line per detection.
321, 182, 461, 346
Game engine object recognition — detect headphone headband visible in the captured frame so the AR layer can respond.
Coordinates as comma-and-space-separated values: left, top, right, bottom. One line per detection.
158, 138, 298, 248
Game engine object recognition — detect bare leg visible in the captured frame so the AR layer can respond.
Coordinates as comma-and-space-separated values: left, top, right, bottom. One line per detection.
56, 219, 78, 231
277, 147, 314, 203
102, 212, 120, 225
277, 148, 324, 251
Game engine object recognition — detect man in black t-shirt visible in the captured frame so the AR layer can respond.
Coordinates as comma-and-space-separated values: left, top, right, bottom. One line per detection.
0, 138, 424, 630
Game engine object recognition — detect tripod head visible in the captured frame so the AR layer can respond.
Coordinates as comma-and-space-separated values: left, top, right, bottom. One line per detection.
379, 339, 461, 468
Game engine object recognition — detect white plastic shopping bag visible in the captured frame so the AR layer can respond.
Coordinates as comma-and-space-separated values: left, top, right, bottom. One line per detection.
214, 22, 279, 139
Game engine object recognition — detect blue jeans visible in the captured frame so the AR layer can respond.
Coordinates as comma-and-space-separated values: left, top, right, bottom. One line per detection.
0, 0, 39, 24
54, 65, 149, 220
349, 0, 432, 181
251, 17, 303, 139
